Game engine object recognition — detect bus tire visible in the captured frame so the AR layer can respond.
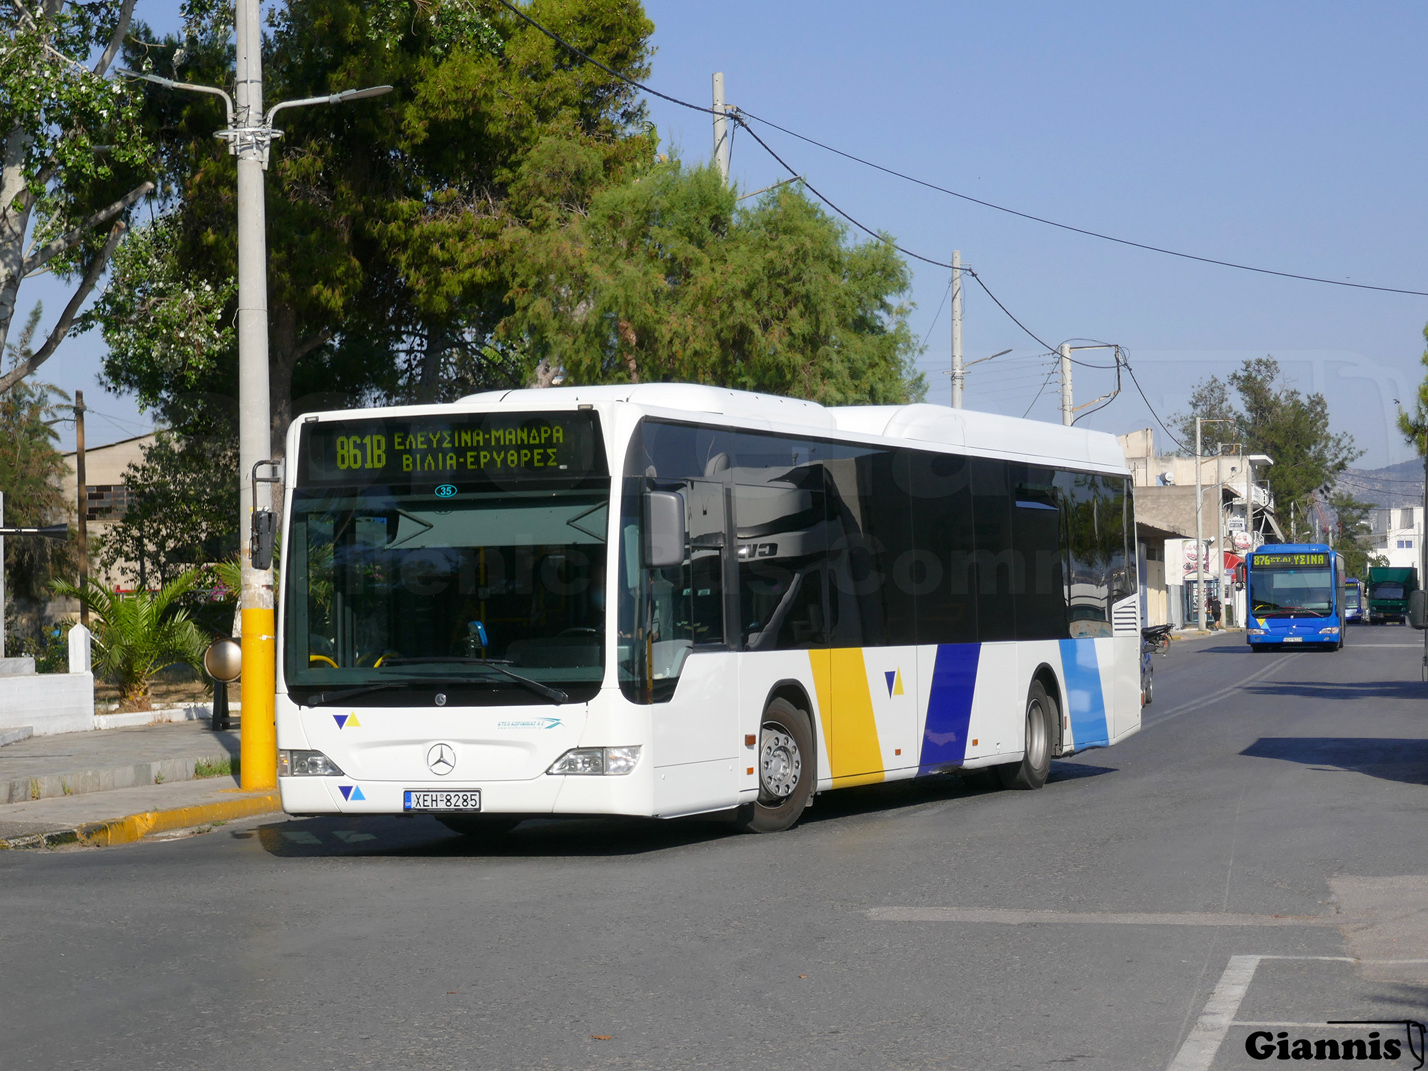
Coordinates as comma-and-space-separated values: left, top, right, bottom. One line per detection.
736, 698, 815, 834
436, 816, 520, 839
1250, 644, 1270, 653
997, 681, 1055, 791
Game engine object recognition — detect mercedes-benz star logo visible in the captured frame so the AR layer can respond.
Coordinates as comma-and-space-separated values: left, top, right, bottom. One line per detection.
426, 743, 456, 776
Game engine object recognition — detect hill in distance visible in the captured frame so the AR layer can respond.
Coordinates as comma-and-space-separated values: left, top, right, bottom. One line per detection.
1338, 458, 1425, 508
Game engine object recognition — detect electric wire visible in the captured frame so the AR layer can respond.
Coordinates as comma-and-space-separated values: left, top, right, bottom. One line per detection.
488, 0, 1428, 299
919, 277, 952, 349
736, 108, 1428, 299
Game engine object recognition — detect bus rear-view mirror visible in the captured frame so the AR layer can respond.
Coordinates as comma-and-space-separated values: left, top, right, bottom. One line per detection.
643, 491, 686, 569
1409, 589, 1426, 630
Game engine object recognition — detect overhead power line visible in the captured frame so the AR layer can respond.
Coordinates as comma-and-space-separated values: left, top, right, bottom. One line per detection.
737, 110, 1428, 299
485, 0, 1428, 299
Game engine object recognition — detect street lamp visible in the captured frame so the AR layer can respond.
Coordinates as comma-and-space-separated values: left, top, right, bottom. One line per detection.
116, 41, 390, 790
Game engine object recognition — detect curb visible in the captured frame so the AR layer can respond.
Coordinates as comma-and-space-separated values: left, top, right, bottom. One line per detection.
1, 753, 240, 805
0, 791, 282, 851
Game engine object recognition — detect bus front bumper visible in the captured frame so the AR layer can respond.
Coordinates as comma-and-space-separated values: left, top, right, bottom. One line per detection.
278, 769, 656, 818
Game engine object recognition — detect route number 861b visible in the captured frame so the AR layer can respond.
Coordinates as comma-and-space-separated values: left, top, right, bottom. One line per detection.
335, 434, 387, 470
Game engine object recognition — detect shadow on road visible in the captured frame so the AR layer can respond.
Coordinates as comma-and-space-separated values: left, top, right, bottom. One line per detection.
242, 760, 1120, 860
1240, 737, 1428, 785
1243, 680, 1428, 701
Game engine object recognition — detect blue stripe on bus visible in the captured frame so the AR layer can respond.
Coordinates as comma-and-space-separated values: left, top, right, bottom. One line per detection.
919, 643, 981, 773
1058, 638, 1109, 748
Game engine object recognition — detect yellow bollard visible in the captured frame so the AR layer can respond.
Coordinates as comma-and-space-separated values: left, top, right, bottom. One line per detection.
240, 606, 277, 790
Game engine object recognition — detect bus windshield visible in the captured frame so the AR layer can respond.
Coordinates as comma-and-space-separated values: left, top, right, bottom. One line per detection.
1344, 584, 1361, 610
1250, 565, 1333, 616
284, 411, 609, 704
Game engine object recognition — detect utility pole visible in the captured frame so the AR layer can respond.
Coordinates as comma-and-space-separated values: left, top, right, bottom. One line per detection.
117, 17, 388, 790
712, 72, 730, 184
1195, 419, 1204, 631
1059, 343, 1073, 426
74, 390, 88, 624
1216, 448, 1225, 628
950, 251, 964, 408
233, 0, 277, 790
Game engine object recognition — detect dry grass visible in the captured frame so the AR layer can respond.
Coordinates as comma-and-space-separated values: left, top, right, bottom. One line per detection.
93, 679, 236, 709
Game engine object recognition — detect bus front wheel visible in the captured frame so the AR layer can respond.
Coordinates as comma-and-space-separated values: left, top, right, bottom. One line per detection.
997, 681, 1055, 791
736, 698, 815, 834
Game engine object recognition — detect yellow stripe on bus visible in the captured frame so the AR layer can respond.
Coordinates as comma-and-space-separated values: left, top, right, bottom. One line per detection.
809, 648, 885, 786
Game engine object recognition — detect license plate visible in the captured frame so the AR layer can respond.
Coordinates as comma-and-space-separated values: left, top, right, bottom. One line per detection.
1283, 637, 1303, 643
404, 789, 481, 812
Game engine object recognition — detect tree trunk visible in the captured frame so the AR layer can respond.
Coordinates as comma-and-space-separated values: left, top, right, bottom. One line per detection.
619, 319, 639, 382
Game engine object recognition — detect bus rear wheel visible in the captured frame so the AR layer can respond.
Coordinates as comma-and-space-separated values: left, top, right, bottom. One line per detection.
736, 698, 815, 834
997, 681, 1055, 791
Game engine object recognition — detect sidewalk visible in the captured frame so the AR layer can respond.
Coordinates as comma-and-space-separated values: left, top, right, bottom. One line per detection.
0, 719, 280, 849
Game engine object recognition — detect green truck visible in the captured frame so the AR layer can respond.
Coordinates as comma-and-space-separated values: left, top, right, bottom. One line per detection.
1367, 565, 1419, 624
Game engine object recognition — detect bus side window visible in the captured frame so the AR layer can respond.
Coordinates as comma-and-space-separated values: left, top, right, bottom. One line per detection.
970, 458, 1018, 642
907, 450, 977, 645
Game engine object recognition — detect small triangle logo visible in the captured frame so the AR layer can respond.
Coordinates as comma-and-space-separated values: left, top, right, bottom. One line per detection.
347, 714, 361, 728
339, 784, 353, 800
333, 714, 348, 729
349, 785, 366, 801
893, 669, 904, 696
884, 670, 897, 696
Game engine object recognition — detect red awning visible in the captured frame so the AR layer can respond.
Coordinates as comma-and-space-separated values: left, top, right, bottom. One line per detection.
1223, 551, 1245, 570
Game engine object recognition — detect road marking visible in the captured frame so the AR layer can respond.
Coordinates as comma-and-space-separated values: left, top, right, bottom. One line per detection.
280, 830, 320, 844
1143, 655, 1300, 730
1166, 955, 1261, 1071
332, 830, 375, 843
868, 907, 1336, 926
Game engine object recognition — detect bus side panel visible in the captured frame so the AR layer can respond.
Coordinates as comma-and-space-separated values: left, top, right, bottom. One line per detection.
1057, 638, 1110, 750
651, 651, 741, 817
961, 642, 1022, 766
916, 642, 981, 774
1111, 634, 1141, 741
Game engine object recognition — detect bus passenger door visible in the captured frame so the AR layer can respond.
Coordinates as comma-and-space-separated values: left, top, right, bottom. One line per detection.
651, 478, 738, 813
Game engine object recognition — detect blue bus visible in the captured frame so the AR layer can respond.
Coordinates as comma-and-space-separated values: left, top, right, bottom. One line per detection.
1343, 578, 1364, 624
1246, 544, 1346, 652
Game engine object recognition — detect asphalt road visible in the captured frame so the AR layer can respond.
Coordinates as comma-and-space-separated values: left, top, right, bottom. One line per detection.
4, 627, 1427, 1071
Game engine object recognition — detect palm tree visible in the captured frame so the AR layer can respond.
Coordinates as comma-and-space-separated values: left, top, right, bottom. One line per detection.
53, 569, 208, 712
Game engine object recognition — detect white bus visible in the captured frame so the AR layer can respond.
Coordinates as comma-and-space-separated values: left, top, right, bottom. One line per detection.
275, 384, 1141, 834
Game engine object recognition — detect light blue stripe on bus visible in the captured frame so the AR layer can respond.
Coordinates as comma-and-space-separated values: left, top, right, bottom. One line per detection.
918, 643, 981, 773
1057, 638, 1109, 749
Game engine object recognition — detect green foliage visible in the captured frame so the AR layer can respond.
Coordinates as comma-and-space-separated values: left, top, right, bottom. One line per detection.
101, 0, 658, 440
98, 430, 240, 590
508, 162, 925, 404
83, 215, 236, 411
0, 305, 74, 620
1, 0, 154, 383
52, 568, 208, 712
1175, 356, 1361, 530
1396, 322, 1428, 457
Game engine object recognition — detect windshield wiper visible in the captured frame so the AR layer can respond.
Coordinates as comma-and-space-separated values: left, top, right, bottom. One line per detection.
301, 682, 404, 707
380, 657, 569, 704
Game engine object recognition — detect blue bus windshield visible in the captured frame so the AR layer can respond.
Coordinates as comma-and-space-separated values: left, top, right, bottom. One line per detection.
1250, 566, 1333, 616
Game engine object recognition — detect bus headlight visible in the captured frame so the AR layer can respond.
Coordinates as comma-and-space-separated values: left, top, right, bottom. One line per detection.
1318, 627, 1340, 634
278, 750, 345, 776
1248, 628, 1267, 636
547, 746, 642, 776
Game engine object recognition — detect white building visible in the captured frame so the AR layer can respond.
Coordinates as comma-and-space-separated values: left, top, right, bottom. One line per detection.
1367, 506, 1422, 570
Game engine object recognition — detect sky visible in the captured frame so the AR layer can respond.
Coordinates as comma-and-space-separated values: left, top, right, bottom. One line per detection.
24, 1, 1428, 468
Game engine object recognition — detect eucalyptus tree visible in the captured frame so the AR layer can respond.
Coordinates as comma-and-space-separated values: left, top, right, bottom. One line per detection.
0, 0, 153, 393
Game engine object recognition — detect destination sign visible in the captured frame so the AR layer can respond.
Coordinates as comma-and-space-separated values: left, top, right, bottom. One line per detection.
1254, 552, 1328, 568
300, 412, 605, 485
